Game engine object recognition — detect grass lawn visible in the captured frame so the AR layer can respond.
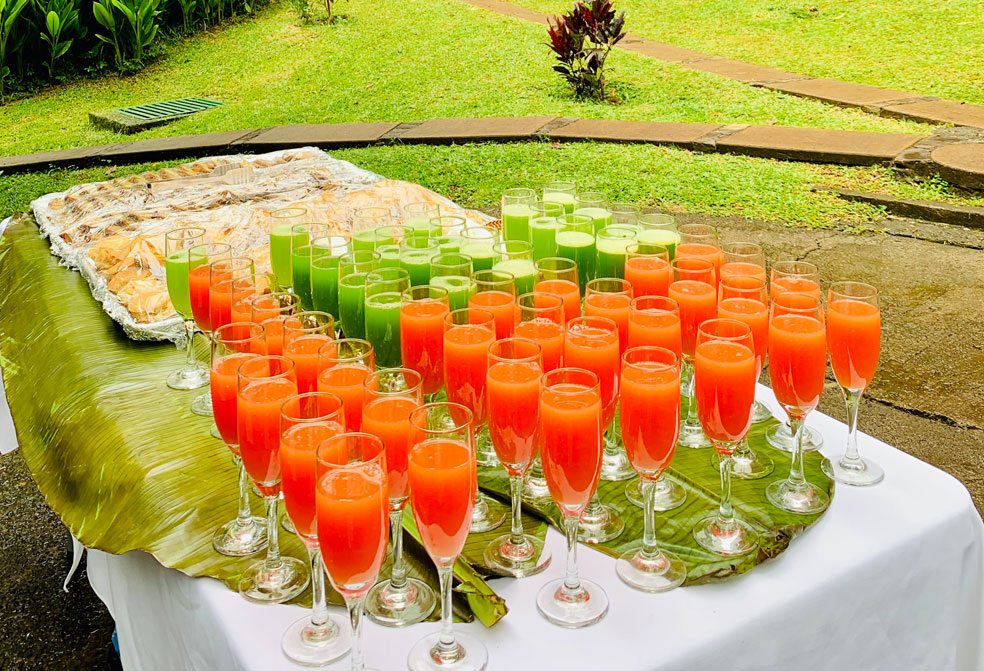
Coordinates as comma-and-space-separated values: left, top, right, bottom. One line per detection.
504, 0, 984, 105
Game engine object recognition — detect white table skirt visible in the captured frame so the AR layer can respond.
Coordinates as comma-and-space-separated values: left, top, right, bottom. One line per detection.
81, 385, 984, 671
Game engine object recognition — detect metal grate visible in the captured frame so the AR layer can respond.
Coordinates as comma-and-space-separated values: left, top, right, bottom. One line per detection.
117, 97, 222, 121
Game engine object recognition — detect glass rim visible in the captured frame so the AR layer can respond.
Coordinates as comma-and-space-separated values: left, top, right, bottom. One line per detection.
492, 239, 534, 255
539, 366, 601, 395
165, 226, 206, 242
363, 367, 423, 397
697, 318, 753, 342
280, 391, 345, 424
721, 241, 764, 256
430, 252, 472, 268
212, 321, 264, 346
429, 214, 467, 228
543, 180, 576, 191
460, 226, 497, 241
557, 213, 594, 227
575, 191, 606, 203
671, 256, 715, 271
622, 345, 679, 373
771, 260, 819, 278
625, 242, 669, 258
353, 206, 392, 219
316, 432, 386, 470
488, 337, 542, 366
566, 314, 618, 336
338, 273, 369, 287
318, 338, 373, 363
270, 206, 308, 220
290, 222, 330, 235
771, 291, 823, 313
471, 268, 515, 287
828, 280, 878, 301
610, 202, 642, 214
535, 256, 577, 272
190, 241, 231, 257
502, 187, 537, 199
250, 291, 298, 310
629, 295, 679, 314
517, 291, 563, 310
238, 354, 295, 383
400, 236, 440, 250
678, 223, 717, 236
445, 307, 495, 328
638, 213, 675, 227
408, 401, 474, 436
585, 277, 632, 295
531, 201, 564, 215
340, 249, 380, 264
597, 225, 638, 240
403, 201, 439, 215
402, 284, 450, 302
283, 311, 334, 334
366, 267, 410, 284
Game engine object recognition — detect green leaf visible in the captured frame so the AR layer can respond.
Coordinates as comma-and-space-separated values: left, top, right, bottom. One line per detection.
54, 37, 71, 57
45, 9, 59, 36
92, 2, 113, 29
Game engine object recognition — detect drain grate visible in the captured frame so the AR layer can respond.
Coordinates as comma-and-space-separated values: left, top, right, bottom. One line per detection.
90, 97, 223, 134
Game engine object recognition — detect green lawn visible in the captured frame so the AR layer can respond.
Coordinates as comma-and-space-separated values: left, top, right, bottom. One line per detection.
505, 0, 984, 105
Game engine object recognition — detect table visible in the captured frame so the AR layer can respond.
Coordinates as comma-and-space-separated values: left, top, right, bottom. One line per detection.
83, 385, 984, 671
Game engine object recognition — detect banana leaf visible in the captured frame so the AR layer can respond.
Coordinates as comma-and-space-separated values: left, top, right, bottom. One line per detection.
0, 216, 513, 624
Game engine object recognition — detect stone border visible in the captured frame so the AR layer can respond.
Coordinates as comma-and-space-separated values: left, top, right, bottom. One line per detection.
457, 0, 984, 130
0, 118, 979, 189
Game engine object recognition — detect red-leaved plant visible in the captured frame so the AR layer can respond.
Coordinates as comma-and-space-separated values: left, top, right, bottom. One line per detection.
548, 0, 627, 100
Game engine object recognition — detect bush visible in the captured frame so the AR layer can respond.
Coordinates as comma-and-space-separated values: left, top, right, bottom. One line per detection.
547, 0, 627, 101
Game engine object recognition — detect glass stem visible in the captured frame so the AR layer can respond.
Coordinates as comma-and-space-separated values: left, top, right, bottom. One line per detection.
183, 319, 198, 367
787, 416, 808, 492
388, 505, 408, 592
641, 479, 659, 559
346, 596, 367, 671
434, 564, 461, 664
308, 547, 332, 632
684, 360, 700, 427
264, 495, 282, 570
509, 474, 525, 546
563, 514, 581, 592
235, 460, 254, 530
718, 456, 735, 526
842, 389, 863, 464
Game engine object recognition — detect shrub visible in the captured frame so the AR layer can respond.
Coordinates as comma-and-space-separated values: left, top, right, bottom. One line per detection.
37, 0, 86, 78
0, 0, 31, 98
547, 0, 626, 100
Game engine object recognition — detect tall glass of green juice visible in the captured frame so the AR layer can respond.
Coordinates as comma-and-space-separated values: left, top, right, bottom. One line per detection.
164, 226, 208, 391
430, 253, 475, 311
268, 207, 307, 290
492, 240, 536, 296
543, 181, 577, 215
459, 226, 499, 272
574, 191, 612, 233
338, 273, 369, 339
364, 268, 411, 368
352, 206, 392, 252
400, 237, 439, 286
556, 214, 597, 294
595, 225, 638, 279
291, 223, 329, 310
402, 202, 439, 240
529, 215, 561, 261
501, 188, 536, 242
638, 213, 679, 259
310, 233, 352, 320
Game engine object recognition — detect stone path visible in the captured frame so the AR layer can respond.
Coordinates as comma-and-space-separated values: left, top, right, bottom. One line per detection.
2, 118, 983, 189
458, 0, 984, 130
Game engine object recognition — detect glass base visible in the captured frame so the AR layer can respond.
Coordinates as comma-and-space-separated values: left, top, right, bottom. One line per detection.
475, 429, 500, 468
677, 420, 711, 449
281, 612, 351, 666
766, 422, 823, 453
615, 544, 687, 593
366, 577, 437, 627
727, 445, 774, 480
191, 391, 213, 417
483, 534, 551, 578
765, 479, 830, 515
239, 556, 310, 604
166, 361, 209, 391
407, 630, 488, 671
600, 446, 636, 482
212, 515, 268, 557
536, 577, 609, 628
469, 493, 506, 533
578, 504, 624, 544
693, 514, 758, 556
752, 399, 774, 423
210, 423, 222, 440
522, 473, 554, 506
624, 477, 686, 512
282, 512, 296, 535
822, 454, 884, 487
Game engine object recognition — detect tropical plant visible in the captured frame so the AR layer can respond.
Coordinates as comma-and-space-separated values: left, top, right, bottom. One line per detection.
111, 0, 160, 63
176, 0, 195, 32
290, 0, 311, 22
547, 0, 626, 100
36, 0, 84, 77
92, 0, 123, 68
0, 0, 31, 98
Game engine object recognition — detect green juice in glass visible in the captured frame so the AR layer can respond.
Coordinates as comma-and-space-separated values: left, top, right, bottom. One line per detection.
403, 218, 431, 239
430, 276, 476, 311
638, 229, 680, 259
401, 249, 435, 286
529, 218, 560, 261
292, 245, 313, 309
431, 235, 461, 254
364, 292, 403, 368
493, 258, 536, 297
596, 235, 634, 279
352, 230, 377, 252
338, 274, 368, 339
165, 248, 206, 317
575, 207, 613, 234
376, 244, 402, 268
556, 231, 596, 294
544, 192, 575, 215
459, 241, 495, 271
269, 224, 296, 290
502, 203, 532, 242
311, 257, 341, 320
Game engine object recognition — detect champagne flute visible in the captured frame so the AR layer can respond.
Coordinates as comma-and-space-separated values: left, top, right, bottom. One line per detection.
292, 223, 331, 310
765, 292, 830, 514
401, 286, 451, 402
407, 403, 489, 671
165, 227, 208, 390
268, 207, 307, 290
716, 275, 774, 479
556, 214, 596, 293
443, 308, 505, 532
484, 338, 552, 577
669, 257, 717, 449
564, 316, 625, 543
617, 346, 687, 590
574, 191, 611, 233
209, 322, 268, 557
338, 250, 380, 340
188, 242, 232, 416
237, 356, 310, 602
595, 225, 637, 280
317, 339, 374, 433
311, 232, 353, 321
637, 213, 678, 257
250, 291, 300, 357
429, 253, 475, 312
543, 180, 576, 215
492, 239, 536, 296
692, 319, 759, 556
823, 281, 884, 486
459, 226, 499, 272
361, 368, 437, 627
766, 261, 825, 452
352, 206, 392, 251
469, 269, 516, 342
364, 268, 411, 369
280, 392, 351, 665
536, 368, 608, 628
316, 432, 389, 671
624, 242, 671, 298
534, 257, 581, 325
501, 187, 536, 242
210, 257, 255, 335
515, 292, 565, 373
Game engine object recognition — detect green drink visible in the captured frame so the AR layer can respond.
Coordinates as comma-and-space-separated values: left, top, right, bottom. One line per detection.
431, 234, 461, 254
430, 275, 475, 311
352, 229, 376, 252
595, 226, 637, 279
638, 228, 680, 259
459, 241, 495, 271
292, 245, 313, 309
338, 273, 368, 339
165, 248, 205, 317
493, 258, 536, 296
544, 191, 575, 215
269, 223, 296, 290
376, 244, 402, 268
502, 203, 532, 242
311, 257, 341, 319
557, 231, 596, 294
529, 217, 560, 261
401, 248, 435, 286
403, 217, 431, 239
575, 207, 612, 234
364, 292, 403, 368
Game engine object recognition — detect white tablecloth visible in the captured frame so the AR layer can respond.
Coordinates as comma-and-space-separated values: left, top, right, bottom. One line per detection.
77, 385, 984, 671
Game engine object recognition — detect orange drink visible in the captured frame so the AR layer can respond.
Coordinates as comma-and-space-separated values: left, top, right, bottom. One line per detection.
400, 286, 450, 396
317, 339, 374, 433
827, 297, 881, 391
409, 437, 474, 560
283, 312, 334, 397
238, 357, 298, 496
251, 292, 298, 357
769, 300, 826, 413
362, 394, 421, 502
487, 340, 542, 475
668, 258, 717, 358
718, 275, 769, 375
620, 348, 680, 474
534, 279, 580, 325
516, 292, 565, 372
627, 295, 682, 358
624, 243, 671, 297
468, 290, 516, 340
564, 316, 620, 431
443, 309, 496, 427
584, 278, 632, 353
